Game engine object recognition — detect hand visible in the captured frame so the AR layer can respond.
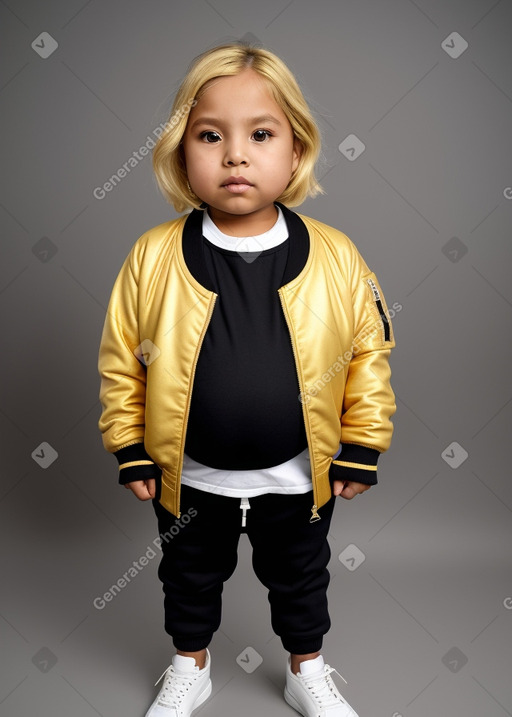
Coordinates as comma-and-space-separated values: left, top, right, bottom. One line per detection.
332, 480, 371, 500
125, 478, 156, 501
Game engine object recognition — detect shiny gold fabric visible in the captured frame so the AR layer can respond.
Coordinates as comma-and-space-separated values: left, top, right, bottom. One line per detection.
98, 212, 396, 517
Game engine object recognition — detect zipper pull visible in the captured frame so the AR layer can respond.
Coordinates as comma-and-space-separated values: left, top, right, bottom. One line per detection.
240, 498, 251, 527
310, 504, 321, 523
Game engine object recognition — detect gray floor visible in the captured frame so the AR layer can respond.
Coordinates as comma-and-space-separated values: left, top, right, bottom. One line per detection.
2, 451, 511, 716
1, 0, 512, 715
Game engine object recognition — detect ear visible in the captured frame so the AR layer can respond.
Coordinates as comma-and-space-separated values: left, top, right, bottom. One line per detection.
291, 138, 303, 173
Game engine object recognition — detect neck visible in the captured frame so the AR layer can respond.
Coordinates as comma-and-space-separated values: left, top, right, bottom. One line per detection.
206, 204, 278, 237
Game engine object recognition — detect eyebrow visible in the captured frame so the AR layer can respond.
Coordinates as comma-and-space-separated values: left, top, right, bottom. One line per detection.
189, 114, 283, 130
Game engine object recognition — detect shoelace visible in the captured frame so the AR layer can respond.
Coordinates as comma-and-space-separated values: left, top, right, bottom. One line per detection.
153, 663, 199, 707
300, 664, 350, 709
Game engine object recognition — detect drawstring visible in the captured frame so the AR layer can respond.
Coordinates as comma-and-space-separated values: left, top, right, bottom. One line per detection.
240, 498, 250, 527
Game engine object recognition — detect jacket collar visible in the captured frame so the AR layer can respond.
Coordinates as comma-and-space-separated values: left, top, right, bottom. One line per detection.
181, 201, 310, 292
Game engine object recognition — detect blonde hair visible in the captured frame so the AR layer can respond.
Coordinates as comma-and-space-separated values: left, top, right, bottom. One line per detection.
152, 42, 324, 213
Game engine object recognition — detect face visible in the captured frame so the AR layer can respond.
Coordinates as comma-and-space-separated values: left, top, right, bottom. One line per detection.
182, 68, 302, 234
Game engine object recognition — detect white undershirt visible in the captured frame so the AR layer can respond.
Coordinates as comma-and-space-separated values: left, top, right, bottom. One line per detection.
202, 203, 288, 250
180, 205, 314, 498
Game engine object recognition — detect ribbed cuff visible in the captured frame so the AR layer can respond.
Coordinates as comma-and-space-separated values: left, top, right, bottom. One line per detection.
329, 443, 380, 486
172, 633, 213, 652
114, 443, 161, 485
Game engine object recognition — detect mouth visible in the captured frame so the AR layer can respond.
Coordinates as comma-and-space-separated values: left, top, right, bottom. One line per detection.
222, 176, 253, 194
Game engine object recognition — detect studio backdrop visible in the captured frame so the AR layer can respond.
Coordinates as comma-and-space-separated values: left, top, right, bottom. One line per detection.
1, 1, 511, 716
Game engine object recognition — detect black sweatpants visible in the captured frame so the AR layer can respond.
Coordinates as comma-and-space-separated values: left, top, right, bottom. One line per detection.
152, 482, 336, 655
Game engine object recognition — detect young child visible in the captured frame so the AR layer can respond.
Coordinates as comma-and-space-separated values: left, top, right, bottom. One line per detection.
97, 42, 396, 717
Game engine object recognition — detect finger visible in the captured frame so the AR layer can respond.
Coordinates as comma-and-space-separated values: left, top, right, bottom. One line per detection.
332, 480, 345, 497
125, 481, 152, 501
339, 486, 356, 500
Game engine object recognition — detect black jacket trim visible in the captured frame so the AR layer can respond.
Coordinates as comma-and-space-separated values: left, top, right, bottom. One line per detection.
328, 443, 381, 486
114, 443, 161, 485
181, 202, 310, 290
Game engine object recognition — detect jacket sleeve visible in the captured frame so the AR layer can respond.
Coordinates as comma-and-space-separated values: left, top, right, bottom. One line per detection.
97, 241, 161, 485
329, 245, 396, 486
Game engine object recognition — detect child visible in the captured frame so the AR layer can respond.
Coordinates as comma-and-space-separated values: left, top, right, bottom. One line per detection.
97, 42, 396, 717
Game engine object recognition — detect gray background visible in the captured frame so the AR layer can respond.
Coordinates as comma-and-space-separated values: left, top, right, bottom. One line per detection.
1, 0, 511, 715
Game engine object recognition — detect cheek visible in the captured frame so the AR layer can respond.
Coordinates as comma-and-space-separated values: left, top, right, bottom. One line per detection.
183, 147, 202, 178
278, 151, 298, 180
182, 135, 200, 163
275, 143, 298, 172
188, 155, 213, 182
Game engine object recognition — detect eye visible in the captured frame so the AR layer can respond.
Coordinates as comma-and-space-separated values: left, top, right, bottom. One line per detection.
200, 131, 221, 143
252, 129, 272, 142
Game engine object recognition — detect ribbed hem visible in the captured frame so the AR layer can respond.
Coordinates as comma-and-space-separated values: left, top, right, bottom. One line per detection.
171, 633, 213, 652
114, 442, 161, 485
329, 443, 381, 486
281, 634, 324, 654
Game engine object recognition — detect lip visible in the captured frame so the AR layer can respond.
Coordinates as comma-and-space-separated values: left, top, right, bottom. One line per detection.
222, 176, 253, 194
222, 176, 252, 186
223, 183, 252, 194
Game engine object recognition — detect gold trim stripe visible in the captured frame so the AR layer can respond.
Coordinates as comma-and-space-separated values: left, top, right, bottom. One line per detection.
333, 460, 377, 471
119, 460, 155, 469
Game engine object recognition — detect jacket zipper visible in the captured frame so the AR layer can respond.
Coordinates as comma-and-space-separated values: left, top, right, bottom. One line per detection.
278, 288, 320, 523
367, 278, 390, 342
175, 293, 218, 517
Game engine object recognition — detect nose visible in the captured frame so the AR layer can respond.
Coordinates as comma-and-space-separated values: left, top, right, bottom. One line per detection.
223, 135, 249, 167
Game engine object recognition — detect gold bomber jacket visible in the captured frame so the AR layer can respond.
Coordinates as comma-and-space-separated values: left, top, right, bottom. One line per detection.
97, 203, 396, 519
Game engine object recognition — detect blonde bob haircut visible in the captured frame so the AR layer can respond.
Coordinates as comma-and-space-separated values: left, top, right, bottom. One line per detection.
152, 42, 324, 213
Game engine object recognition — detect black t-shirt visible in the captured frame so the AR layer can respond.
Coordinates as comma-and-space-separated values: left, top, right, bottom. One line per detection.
183, 237, 308, 470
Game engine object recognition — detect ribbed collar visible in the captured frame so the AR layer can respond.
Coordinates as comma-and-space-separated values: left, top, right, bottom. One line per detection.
181, 202, 310, 292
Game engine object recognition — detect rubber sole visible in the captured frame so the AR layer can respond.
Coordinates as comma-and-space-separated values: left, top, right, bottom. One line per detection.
284, 684, 358, 717
145, 678, 212, 717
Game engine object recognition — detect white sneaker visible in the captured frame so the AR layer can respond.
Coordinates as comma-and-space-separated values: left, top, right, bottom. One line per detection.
145, 649, 212, 717
284, 654, 360, 717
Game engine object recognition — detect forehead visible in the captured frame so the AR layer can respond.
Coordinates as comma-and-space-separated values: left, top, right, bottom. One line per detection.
194, 68, 282, 113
